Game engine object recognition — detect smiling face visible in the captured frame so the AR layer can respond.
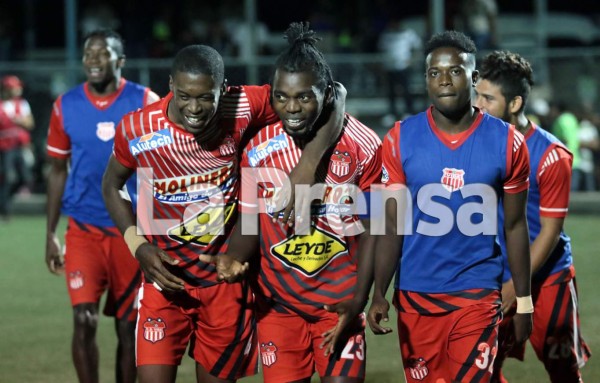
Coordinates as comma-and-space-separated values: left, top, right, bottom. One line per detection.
426, 47, 476, 117
474, 78, 511, 121
168, 71, 222, 136
82, 36, 123, 89
272, 69, 328, 139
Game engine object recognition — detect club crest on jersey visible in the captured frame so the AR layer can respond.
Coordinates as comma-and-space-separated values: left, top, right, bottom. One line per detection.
330, 149, 352, 178
219, 135, 236, 157
96, 121, 115, 142
260, 342, 278, 367
271, 227, 347, 276
408, 357, 429, 380
143, 317, 166, 343
247, 133, 289, 167
441, 167, 465, 192
68, 270, 84, 290
129, 129, 173, 156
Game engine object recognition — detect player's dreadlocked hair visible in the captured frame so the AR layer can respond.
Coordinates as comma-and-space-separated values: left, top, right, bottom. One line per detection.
425, 30, 477, 69
480, 51, 534, 111
84, 29, 125, 57
274, 22, 334, 94
171, 45, 225, 85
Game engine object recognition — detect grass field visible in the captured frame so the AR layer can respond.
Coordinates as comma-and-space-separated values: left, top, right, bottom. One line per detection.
0, 214, 597, 382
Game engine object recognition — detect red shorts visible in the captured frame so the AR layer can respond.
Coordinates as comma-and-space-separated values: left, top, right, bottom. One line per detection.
136, 281, 257, 380
396, 299, 500, 382
64, 218, 141, 321
496, 276, 591, 382
256, 309, 366, 382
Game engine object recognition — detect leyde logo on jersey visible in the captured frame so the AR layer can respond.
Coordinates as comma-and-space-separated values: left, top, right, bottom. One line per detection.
96, 121, 115, 142
247, 133, 289, 167
441, 167, 465, 192
260, 342, 278, 367
271, 227, 347, 276
129, 129, 173, 156
143, 318, 166, 343
330, 149, 352, 178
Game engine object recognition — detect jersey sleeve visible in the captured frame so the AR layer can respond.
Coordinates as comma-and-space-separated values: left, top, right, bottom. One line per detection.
113, 114, 137, 169
358, 140, 383, 192
46, 96, 71, 159
538, 145, 572, 218
238, 148, 259, 213
143, 88, 160, 106
244, 84, 278, 126
504, 127, 530, 194
381, 122, 406, 187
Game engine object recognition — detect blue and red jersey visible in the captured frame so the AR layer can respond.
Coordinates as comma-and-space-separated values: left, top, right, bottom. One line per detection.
47, 79, 153, 227
498, 123, 573, 285
382, 107, 530, 313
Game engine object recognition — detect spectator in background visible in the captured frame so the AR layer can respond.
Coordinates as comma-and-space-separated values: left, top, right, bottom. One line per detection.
550, 101, 582, 191
378, 18, 422, 121
577, 116, 599, 191
455, 0, 498, 51
0, 107, 21, 221
1, 75, 35, 196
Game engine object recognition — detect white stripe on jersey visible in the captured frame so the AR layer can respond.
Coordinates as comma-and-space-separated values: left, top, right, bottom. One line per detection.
47, 145, 71, 155
539, 148, 560, 177
540, 206, 568, 213
513, 129, 525, 153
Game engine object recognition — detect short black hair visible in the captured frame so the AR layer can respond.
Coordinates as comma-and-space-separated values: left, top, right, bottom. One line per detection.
425, 30, 476, 68
274, 22, 333, 93
83, 29, 125, 57
479, 51, 534, 111
171, 45, 225, 85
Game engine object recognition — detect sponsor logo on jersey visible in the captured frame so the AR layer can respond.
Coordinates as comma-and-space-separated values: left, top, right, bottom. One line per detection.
168, 202, 236, 246
143, 317, 166, 343
247, 133, 289, 167
260, 341, 278, 367
153, 164, 234, 204
129, 129, 173, 156
68, 270, 84, 290
408, 357, 429, 380
441, 167, 465, 192
382, 166, 390, 183
96, 121, 115, 142
330, 149, 352, 178
219, 135, 236, 157
271, 227, 347, 276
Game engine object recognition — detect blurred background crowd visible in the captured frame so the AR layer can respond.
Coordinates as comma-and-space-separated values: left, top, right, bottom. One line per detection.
1, 0, 600, 220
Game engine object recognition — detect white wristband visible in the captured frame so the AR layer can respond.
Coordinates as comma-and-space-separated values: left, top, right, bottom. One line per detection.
516, 295, 534, 314
123, 226, 148, 257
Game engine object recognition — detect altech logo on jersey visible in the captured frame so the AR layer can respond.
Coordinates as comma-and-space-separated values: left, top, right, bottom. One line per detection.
96, 121, 115, 142
167, 202, 236, 246
271, 227, 347, 276
129, 129, 173, 156
441, 167, 465, 192
68, 270, 84, 290
408, 357, 429, 381
247, 133, 289, 167
330, 149, 353, 178
260, 342, 278, 367
143, 317, 166, 343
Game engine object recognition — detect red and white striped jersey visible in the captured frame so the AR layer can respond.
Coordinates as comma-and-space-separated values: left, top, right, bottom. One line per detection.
240, 114, 382, 319
113, 84, 276, 286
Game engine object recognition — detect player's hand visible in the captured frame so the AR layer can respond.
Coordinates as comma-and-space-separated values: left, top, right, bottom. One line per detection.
512, 312, 533, 344
367, 295, 392, 335
136, 243, 185, 293
45, 233, 64, 275
198, 253, 249, 283
320, 298, 365, 357
275, 169, 314, 228
501, 279, 517, 315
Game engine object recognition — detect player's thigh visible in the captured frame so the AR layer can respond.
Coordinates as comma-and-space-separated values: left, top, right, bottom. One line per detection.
312, 312, 366, 381
105, 235, 141, 321
257, 310, 314, 383
193, 282, 258, 381
136, 283, 193, 366
64, 225, 107, 306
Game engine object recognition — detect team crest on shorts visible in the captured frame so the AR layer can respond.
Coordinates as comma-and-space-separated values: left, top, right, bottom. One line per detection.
68, 270, 84, 290
441, 167, 465, 192
260, 341, 278, 367
219, 135, 236, 157
408, 357, 429, 380
96, 121, 116, 142
143, 318, 166, 343
330, 149, 352, 178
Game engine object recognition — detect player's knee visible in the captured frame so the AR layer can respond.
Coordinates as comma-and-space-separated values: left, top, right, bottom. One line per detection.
73, 305, 99, 330
116, 318, 136, 343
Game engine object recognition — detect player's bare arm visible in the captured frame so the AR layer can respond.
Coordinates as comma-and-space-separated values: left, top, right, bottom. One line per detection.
45, 156, 68, 275
367, 198, 403, 335
102, 155, 184, 293
503, 189, 533, 343
277, 82, 347, 225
